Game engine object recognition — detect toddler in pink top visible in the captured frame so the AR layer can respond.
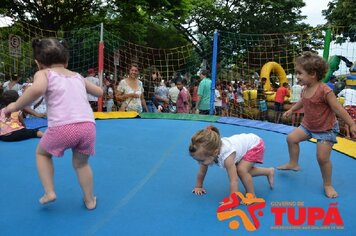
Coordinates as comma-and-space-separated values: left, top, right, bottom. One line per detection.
278, 52, 356, 198
3, 38, 103, 210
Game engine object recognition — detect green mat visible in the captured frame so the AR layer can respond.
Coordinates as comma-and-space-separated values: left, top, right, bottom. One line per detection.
139, 112, 220, 122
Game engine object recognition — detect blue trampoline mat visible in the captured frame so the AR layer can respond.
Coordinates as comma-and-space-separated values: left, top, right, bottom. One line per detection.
0, 118, 355, 236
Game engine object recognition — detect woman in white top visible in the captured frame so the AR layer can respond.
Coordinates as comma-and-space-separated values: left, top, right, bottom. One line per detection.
116, 63, 148, 112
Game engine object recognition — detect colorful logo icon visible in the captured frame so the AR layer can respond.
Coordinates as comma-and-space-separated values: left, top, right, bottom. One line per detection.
217, 192, 266, 231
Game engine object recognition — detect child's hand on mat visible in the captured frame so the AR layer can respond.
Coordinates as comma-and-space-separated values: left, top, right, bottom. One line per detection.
192, 187, 206, 195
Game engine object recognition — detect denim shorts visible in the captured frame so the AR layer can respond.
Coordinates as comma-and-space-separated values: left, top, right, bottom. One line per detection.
299, 122, 339, 144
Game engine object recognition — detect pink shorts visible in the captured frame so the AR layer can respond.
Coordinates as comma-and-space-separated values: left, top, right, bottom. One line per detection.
40, 122, 96, 157
242, 139, 264, 164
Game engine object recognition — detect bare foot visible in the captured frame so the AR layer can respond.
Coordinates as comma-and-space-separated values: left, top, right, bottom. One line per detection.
324, 185, 338, 198
267, 168, 275, 189
39, 192, 56, 205
84, 196, 97, 210
277, 163, 300, 171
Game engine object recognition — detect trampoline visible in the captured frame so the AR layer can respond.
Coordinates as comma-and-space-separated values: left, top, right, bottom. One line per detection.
0, 115, 355, 236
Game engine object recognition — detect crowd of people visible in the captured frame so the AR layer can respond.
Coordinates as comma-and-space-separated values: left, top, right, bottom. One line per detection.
2, 60, 355, 138
93, 65, 355, 138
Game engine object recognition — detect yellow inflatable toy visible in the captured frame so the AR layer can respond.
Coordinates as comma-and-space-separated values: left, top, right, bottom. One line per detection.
242, 90, 257, 101
260, 62, 288, 91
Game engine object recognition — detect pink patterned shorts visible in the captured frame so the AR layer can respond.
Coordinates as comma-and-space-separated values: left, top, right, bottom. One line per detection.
39, 122, 96, 157
242, 139, 265, 164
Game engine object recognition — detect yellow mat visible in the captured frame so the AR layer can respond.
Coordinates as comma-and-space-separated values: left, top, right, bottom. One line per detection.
310, 137, 356, 159
94, 111, 139, 119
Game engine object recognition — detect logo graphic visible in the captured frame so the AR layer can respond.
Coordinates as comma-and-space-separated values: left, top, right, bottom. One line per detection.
217, 194, 345, 231
217, 192, 266, 231
270, 202, 344, 230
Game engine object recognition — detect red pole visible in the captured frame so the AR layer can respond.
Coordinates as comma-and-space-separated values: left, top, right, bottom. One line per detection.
97, 24, 104, 112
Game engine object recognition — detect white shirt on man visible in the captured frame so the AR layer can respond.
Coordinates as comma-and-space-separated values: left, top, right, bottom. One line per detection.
85, 75, 100, 102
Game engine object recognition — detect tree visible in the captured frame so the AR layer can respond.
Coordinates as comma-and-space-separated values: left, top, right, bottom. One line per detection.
322, 0, 356, 42
175, 0, 315, 74
1, 0, 193, 48
110, 0, 192, 47
177, 0, 312, 55
1, 0, 107, 31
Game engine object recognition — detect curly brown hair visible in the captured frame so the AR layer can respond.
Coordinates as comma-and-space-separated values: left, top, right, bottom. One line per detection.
295, 52, 328, 81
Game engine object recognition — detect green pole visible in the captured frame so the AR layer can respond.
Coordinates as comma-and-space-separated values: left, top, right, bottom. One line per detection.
323, 28, 332, 61
322, 28, 332, 82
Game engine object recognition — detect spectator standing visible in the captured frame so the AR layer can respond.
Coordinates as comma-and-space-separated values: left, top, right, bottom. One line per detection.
2, 74, 22, 92
196, 69, 211, 115
190, 80, 199, 114
290, 81, 303, 126
176, 79, 189, 113
214, 84, 223, 115
154, 80, 170, 112
274, 82, 290, 123
85, 68, 99, 111
326, 75, 336, 91
105, 79, 115, 112
235, 81, 245, 118
142, 67, 160, 112
337, 85, 356, 139
116, 63, 148, 113
257, 77, 267, 121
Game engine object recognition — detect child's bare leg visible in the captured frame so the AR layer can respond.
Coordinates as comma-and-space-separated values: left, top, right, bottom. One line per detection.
237, 161, 256, 196
36, 145, 56, 204
317, 142, 338, 198
249, 166, 275, 189
278, 128, 309, 171
72, 151, 96, 210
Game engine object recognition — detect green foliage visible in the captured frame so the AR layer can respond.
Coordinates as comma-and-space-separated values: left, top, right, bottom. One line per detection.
322, 0, 356, 42
1, 0, 105, 31
178, 0, 313, 58
1, 0, 331, 80
111, 0, 192, 46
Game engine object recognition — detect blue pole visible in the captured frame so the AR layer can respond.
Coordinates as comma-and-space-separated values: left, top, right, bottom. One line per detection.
210, 30, 218, 115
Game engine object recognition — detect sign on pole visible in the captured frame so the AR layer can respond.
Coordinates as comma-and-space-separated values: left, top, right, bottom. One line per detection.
9, 34, 21, 58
